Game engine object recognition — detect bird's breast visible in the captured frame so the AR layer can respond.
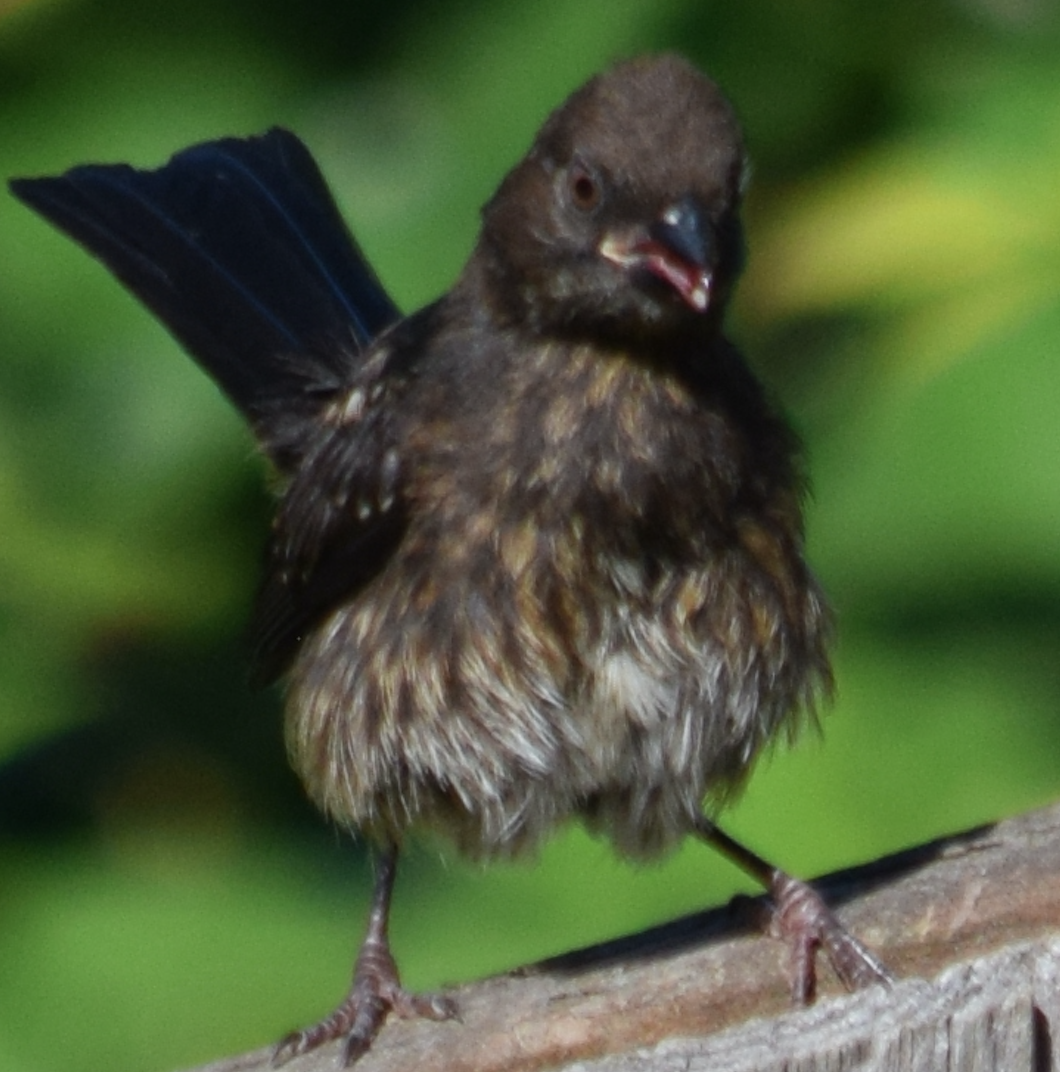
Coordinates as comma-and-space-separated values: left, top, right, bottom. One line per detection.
409, 340, 748, 545
284, 339, 830, 858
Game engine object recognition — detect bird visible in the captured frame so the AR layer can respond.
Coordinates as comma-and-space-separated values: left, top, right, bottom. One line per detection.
10, 53, 890, 1066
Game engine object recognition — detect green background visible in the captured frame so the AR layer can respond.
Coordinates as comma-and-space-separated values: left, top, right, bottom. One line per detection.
1, 1, 1059, 1069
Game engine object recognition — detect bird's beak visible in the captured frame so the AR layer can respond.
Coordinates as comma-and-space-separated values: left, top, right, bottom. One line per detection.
599, 196, 714, 313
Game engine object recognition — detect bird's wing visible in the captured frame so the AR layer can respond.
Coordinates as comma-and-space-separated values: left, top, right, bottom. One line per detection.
250, 299, 446, 683
250, 351, 410, 684
10, 128, 399, 467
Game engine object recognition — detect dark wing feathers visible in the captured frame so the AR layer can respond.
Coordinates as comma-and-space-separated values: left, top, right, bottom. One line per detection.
9, 129, 399, 463
252, 370, 408, 683
11, 129, 416, 679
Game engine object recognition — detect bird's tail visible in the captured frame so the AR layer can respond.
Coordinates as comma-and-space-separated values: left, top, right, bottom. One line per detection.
10, 128, 399, 469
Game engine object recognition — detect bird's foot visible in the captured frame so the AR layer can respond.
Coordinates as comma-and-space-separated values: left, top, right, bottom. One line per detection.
272, 941, 458, 1067
767, 871, 893, 1003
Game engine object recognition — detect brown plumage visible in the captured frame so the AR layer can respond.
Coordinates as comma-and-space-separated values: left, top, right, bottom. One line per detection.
274, 57, 828, 862
10, 53, 889, 1066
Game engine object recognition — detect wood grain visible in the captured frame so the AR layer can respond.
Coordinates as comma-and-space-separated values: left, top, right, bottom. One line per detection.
184, 803, 1060, 1072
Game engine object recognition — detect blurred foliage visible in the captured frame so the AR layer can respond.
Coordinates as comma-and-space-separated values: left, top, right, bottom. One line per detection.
0, 1, 1058, 1070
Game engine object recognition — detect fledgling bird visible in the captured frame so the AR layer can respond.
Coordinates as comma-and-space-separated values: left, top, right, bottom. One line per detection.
11, 54, 890, 1065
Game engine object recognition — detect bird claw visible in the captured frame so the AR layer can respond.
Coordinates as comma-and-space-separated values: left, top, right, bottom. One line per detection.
769, 872, 893, 1003
388, 987, 459, 1024
272, 971, 458, 1067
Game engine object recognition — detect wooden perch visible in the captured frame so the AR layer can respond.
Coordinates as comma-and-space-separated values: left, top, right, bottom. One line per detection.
188, 803, 1060, 1072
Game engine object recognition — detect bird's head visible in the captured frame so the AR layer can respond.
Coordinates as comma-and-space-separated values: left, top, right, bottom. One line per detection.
475, 54, 747, 345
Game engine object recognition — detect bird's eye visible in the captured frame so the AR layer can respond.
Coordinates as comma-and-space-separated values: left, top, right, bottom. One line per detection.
567, 161, 601, 212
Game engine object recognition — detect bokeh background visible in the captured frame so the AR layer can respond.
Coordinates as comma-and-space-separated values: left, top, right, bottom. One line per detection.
1, 0, 1058, 1069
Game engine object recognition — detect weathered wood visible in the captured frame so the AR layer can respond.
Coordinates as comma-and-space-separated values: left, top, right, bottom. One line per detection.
185, 803, 1060, 1072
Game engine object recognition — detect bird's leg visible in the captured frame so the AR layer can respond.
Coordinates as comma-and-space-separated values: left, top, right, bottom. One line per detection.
273, 843, 458, 1067
693, 817, 892, 1002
